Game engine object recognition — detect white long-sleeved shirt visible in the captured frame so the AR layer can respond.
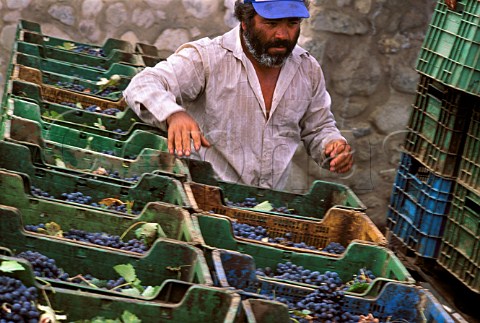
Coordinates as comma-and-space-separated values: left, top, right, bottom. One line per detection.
123, 25, 345, 189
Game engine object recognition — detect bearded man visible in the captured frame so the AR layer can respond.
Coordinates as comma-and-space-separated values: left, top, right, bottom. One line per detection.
123, 0, 353, 189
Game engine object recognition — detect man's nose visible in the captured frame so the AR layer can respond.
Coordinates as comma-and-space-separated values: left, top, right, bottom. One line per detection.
274, 26, 289, 40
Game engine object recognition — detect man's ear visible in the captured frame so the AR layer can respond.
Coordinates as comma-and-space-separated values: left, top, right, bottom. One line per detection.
241, 21, 247, 31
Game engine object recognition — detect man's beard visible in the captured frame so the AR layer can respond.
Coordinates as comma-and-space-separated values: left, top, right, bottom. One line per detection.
242, 23, 299, 68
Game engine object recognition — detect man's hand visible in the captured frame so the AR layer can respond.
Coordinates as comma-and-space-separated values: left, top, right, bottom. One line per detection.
166, 111, 210, 156
324, 139, 353, 173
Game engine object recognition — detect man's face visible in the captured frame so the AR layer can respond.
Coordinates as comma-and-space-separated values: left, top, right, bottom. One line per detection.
242, 15, 301, 68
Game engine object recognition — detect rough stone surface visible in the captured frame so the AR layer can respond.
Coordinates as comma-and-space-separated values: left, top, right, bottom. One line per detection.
0, 0, 438, 231
6, 0, 31, 10
132, 9, 156, 29
82, 0, 102, 19
120, 31, 140, 45
145, 0, 173, 9
3, 11, 21, 23
371, 95, 411, 134
183, 0, 219, 19
154, 28, 191, 52
391, 64, 420, 94
78, 20, 102, 43
48, 4, 75, 26
106, 3, 128, 28
1, 24, 17, 50
332, 43, 382, 96
312, 10, 369, 35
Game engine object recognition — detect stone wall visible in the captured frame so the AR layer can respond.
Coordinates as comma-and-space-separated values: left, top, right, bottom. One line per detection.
0, 0, 438, 230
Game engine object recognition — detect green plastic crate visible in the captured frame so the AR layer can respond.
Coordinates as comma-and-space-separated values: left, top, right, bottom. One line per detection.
0, 154, 191, 214
10, 72, 128, 111
13, 52, 140, 81
438, 181, 480, 294
416, 0, 480, 95
404, 75, 476, 178
0, 205, 212, 297
193, 207, 386, 257
0, 166, 193, 236
1, 137, 188, 185
198, 215, 414, 297
17, 21, 136, 56
7, 80, 160, 138
458, 109, 480, 192
7, 116, 167, 160
9, 96, 164, 140
11, 63, 131, 101
188, 179, 366, 222
17, 36, 145, 68
0, 171, 202, 245
0, 254, 240, 323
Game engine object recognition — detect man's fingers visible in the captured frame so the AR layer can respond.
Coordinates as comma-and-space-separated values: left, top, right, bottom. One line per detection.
181, 129, 191, 156
190, 130, 202, 151
200, 134, 211, 148
329, 152, 353, 173
167, 128, 175, 155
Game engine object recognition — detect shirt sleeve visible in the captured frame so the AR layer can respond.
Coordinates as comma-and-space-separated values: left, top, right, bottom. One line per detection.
122, 43, 207, 130
300, 59, 346, 165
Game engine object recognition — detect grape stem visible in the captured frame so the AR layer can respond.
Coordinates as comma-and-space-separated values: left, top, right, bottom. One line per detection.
120, 221, 148, 240
67, 274, 98, 288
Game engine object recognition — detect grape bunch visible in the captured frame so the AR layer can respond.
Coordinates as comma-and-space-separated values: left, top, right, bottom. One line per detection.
232, 222, 268, 241
226, 197, 295, 215
72, 44, 105, 57
30, 186, 54, 199
63, 229, 147, 253
255, 263, 361, 322
96, 86, 121, 98
257, 262, 344, 288
16, 251, 130, 292
0, 276, 40, 322
231, 222, 318, 250
24, 225, 148, 254
60, 101, 122, 117
231, 221, 319, 251
29, 186, 141, 215
293, 287, 360, 323
105, 170, 140, 182
321, 242, 346, 254
16, 251, 66, 280
55, 81, 87, 92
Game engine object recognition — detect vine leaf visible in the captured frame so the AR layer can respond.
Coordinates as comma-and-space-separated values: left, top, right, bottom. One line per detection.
135, 223, 166, 247
0, 260, 24, 273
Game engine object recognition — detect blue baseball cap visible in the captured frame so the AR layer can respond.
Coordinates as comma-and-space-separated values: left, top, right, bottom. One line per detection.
244, 0, 310, 19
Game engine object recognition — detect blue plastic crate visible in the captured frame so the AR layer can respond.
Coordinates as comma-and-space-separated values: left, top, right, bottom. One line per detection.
211, 249, 454, 323
388, 153, 455, 237
387, 208, 443, 259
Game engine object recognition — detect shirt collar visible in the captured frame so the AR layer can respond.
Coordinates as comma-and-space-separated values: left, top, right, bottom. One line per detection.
221, 24, 308, 63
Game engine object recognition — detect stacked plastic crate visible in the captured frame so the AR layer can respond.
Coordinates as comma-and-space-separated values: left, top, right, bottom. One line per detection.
0, 19, 455, 322
387, 0, 479, 296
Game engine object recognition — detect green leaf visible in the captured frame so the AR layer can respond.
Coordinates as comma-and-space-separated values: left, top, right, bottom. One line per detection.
347, 282, 370, 293
252, 200, 273, 212
120, 288, 141, 297
0, 260, 25, 273
114, 264, 137, 283
135, 223, 166, 247
54, 156, 66, 168
38, 222, 63, 237
141, 285, 160, 298
56, 42, 77, 50
130, 278, 144, 293
121, 311, 141, 323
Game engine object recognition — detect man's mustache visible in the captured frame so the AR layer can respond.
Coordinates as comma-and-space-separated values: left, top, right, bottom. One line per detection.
265, 40, 294, 49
